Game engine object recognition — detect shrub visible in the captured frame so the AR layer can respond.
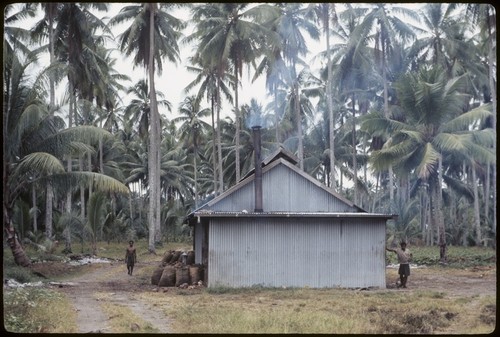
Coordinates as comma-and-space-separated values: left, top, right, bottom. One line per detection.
4, 266, 39, 283
3, 287, 69, 333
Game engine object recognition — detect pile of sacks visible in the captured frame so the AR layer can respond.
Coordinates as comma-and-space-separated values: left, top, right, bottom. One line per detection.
151, 250, 204, 288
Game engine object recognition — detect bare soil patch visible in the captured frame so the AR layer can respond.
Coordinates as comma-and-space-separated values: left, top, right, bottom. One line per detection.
385, 265, 496, 297
35, 260, 172, 333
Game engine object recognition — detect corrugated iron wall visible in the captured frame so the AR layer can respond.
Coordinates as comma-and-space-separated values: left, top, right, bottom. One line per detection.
212, 165, 358, 213
194, 221, 203, 264
208, 217, 386, 288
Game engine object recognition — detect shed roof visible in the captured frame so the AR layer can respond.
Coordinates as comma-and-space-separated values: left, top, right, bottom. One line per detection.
240, 146, 298, 181
197, 157, 363, 212
185, 145, 397, 224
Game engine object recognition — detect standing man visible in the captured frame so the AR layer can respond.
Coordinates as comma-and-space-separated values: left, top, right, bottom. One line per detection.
125, 240, 137, 275
386, 241, 412, 288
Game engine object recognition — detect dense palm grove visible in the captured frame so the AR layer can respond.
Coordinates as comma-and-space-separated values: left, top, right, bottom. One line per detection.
3, 3, 496, 265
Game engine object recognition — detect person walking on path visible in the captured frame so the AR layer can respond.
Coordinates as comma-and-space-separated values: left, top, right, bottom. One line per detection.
125, 240, 137, 275
386, 241, 413, 288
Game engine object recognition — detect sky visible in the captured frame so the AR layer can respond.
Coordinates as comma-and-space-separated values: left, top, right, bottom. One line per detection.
6, 3, 324, 122
7, 2, 425, 123
104, 3, 324, 122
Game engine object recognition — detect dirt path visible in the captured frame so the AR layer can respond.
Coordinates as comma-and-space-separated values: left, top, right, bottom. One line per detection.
53, 261, 172, 333
385, 264, 496, 297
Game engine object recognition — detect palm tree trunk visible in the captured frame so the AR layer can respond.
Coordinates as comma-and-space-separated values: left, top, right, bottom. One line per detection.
129, 192, 134, 227
487, 16, 496, 246
294, 82, 303, 170
44, 4, 56, 241
79, 156, 85, 218
380, 35, 395, 204
420, 183, 426, 242
45, 183, 54, 237
437, 156, 446, 261
88, 154, 93, 193
32, 184, 38, 232
99, 120, 104, 174
5, 226, 31, 267
471, 163, 482, 245
351, 94, 357, 204
340, 164, 343, 191
194, 148, 198, 208
234, 68, 241, 183
66, 86, 74, 215
326, 4, 336, 189
426, 188, 432, 246
78, 157, 85, 250
155, 128, 162, 244
484, 164, 490, 235
47, 3, 57, 115
216, 79, 224, 194
211, 96, 218, 194
274, 89, 279, 144
371, 172, 380, 213
147, 3, 159, 253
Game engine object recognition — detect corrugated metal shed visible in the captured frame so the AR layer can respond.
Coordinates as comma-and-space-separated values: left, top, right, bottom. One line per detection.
208, 217, 386, 288
187, 148, 394, 289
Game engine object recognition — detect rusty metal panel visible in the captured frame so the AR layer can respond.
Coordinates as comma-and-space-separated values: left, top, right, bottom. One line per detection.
208, 217, 386, 288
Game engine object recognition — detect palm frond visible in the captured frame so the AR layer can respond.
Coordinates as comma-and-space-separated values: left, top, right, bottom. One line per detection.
442, 174, 474, 203
39, 171, 129, 195
433, 133, 468, 153
439, 103, 492, 132
86, 192, 107, 239
415, 143, 440, 179
15, 152, 65, 176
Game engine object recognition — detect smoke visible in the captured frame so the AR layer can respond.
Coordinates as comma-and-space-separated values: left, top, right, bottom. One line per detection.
243, 98, 272, 130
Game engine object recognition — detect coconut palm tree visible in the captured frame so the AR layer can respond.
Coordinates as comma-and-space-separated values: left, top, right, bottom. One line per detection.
123, 79, 171, 141
3, 51, 129, 265
4, 4, 36, 58
53, 2, 110, 123
85, 192, 107, 255
275, 67, 318, 166
188, 3, 278, 184
49, 3, 111, 230
173, 96, 211, 208
30, 3, 59, 111
110, 3, 185, 252
4, 3, 41, 238
184, 56, 234, 195
408, 4, 474, 77
252, 46, 287, 145
270, 3, 320, 170
362, 66, 494, 260
156, 125, 194, 242
306, 3, 338, 188
348, 3, 418, 204
465, 3, 497, 244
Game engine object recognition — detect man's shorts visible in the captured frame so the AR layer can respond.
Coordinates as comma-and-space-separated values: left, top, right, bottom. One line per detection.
398, 263, 410, 276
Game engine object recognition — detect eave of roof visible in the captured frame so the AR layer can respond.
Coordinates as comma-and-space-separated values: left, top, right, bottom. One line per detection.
189, 211, 395, 220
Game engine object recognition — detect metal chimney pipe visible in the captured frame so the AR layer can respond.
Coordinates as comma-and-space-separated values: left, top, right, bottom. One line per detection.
252, 126, 263, 212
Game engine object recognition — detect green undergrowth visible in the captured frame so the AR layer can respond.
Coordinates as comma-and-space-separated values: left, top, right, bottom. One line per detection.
386, 245, 496, 268
3, 287, 77, 333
